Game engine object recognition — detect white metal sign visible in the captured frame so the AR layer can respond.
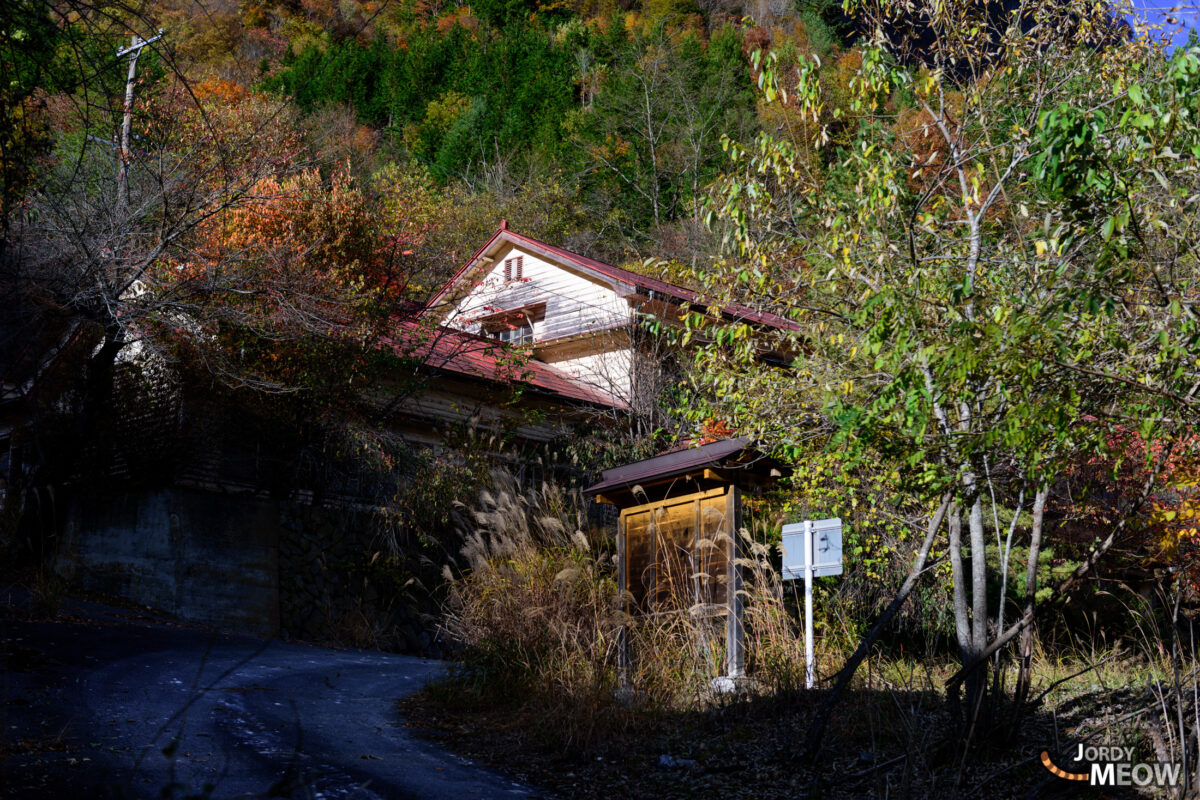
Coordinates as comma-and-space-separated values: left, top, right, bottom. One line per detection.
780, 518, 843, 689
782, 518, 843, 578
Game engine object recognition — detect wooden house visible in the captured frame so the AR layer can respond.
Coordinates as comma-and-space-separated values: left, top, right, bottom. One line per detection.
418, 222, 795, 428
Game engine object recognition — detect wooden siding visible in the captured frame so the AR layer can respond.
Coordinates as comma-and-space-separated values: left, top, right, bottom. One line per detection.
624, 507, 655, 608
543, 349, 633, 406
445, 243, 632, 344
443, 243, 637, 405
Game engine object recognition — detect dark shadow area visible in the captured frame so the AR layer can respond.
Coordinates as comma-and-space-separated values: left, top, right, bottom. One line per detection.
0, 587, 532, 799
405, 673, 1156, 800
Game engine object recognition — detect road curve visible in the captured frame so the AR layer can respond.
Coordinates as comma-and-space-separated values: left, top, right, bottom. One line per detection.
1, 598, 537, 799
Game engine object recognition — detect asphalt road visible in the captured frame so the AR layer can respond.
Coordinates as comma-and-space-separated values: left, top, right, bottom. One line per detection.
0, 594, 537, 799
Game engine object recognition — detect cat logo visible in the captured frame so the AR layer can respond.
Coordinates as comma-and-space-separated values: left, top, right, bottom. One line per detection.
1040, 751, 1088, 781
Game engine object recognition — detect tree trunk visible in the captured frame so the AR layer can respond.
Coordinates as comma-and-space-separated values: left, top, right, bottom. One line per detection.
948, 500, 971, 661
948, 459, 1163, 695
639, 71, 661, 228
966, 480, 989, 732
804, 493, 952, 759
117, 38, 142, 211
1011, 483, 1047, 726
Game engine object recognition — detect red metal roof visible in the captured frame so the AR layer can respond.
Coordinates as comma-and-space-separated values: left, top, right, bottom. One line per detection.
426, 226, 799, 332
385, 321, 625, 410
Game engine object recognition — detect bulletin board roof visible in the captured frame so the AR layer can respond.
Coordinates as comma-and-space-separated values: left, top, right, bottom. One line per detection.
583, 437, 785, 506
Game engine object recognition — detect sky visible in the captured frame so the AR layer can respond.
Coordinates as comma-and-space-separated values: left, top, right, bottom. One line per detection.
1128, 0, 1200, 50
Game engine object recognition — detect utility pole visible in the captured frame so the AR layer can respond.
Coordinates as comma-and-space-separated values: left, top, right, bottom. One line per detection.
116, 30, 163, 210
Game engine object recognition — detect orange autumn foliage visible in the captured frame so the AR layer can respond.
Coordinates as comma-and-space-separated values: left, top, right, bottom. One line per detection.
1059, 427, 1200, 598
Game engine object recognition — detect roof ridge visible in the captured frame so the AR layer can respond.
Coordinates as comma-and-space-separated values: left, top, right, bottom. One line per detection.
427, 224, 797, 331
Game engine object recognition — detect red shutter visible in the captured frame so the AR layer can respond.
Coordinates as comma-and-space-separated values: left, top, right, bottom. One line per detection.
504, 259, 512, 281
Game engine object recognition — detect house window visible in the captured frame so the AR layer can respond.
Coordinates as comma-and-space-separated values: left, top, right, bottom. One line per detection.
503, 255, 524, 281
481, 306, 540, 345
493, 315, 533, 345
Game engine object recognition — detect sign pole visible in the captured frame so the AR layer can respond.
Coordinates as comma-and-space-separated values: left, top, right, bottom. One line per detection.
781, 517, 841, 690
804, 519, 814, 689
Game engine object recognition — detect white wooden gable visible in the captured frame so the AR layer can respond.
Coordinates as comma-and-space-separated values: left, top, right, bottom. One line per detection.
422, 224, 794, 415
426, 227, 644, 407
440, 241, 632, 345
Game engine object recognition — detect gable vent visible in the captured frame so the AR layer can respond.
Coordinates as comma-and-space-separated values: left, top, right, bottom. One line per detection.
503, 255, 525, 281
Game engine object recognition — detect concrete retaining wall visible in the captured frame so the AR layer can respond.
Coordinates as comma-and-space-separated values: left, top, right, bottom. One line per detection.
59, 489, 281, 636
57, 488, 439, 654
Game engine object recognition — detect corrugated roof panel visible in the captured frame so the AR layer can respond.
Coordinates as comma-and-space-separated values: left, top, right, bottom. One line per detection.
582, 437, 757, 497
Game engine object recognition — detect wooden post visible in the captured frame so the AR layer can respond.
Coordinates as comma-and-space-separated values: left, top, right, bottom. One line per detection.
725, 485, 744, 678
617, 510, 631, 689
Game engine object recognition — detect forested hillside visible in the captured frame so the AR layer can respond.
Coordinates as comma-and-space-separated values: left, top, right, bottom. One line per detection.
0, 0, 854, 491
146, 0, 847, 258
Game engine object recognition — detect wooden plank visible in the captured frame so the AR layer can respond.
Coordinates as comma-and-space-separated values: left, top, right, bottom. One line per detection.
617, 509, 631, 683
618, 511, 627, 609
618, 486, 740, 617
617, 486, 729, 518
622, 508, 654, 609
697, 492, 732, 607
651, 496, 698, 609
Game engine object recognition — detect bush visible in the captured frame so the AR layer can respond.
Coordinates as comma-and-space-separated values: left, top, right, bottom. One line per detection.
440, 471, 623, 751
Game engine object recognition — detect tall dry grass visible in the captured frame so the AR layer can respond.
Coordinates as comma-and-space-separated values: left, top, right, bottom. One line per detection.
438, 471, 819, 752
1120, 594, 1200, 795
439, 471, 625, 751
434, 472, 1200, 796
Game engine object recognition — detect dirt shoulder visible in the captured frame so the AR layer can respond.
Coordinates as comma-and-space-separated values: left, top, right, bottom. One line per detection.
399, 677, 1149, 799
